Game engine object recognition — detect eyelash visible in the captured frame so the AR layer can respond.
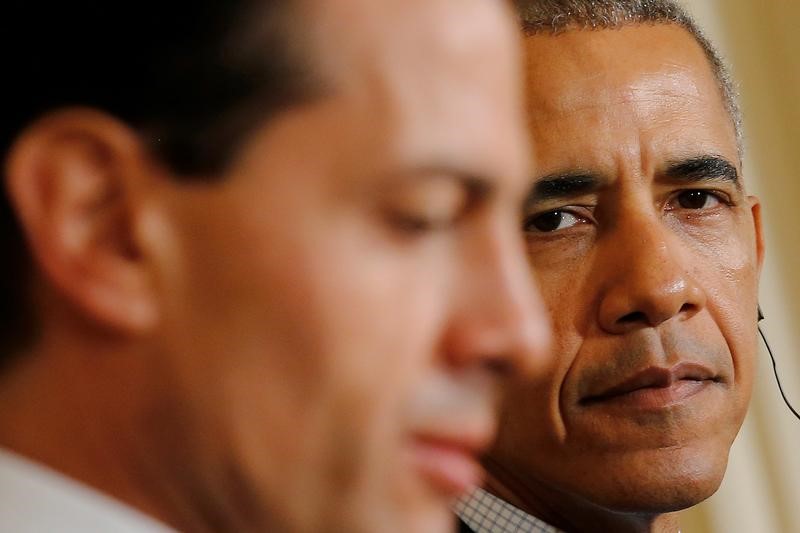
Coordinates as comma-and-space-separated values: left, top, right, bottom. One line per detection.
522, 206, 594, 234
384, 203, 473, 237
386, 211, 446, 235
523, 189, 734, 234
667, 188, 733, 211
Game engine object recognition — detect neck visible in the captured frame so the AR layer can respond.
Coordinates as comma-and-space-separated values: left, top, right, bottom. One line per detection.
0, 289, 276, 533
483, 458, 680, 533
0, 326, 185, 530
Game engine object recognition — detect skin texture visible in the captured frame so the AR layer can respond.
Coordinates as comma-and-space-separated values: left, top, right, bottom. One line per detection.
0, 1, 550, 532
485, 24, 764, 533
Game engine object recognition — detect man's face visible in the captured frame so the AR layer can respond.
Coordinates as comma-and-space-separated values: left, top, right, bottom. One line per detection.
141, 1, 548, 532
489, 24, 763, 513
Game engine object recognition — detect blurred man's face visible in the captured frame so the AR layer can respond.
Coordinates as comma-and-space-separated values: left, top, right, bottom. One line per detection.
488, 24, 763, 516
143, 1, 548, 532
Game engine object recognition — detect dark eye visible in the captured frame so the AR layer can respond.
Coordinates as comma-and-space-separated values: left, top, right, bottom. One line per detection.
676, 190, 721, 209
524, 210, 581, 232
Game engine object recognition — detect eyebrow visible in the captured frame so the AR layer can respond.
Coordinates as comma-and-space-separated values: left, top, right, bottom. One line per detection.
524, 155, 741, 207
525, 172, 603, 206
421, 167, 494, 198
663, 155, 740, 190
385, 165, 495, 202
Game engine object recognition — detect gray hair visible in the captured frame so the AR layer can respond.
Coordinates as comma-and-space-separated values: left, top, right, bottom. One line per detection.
513, 0, 743, 154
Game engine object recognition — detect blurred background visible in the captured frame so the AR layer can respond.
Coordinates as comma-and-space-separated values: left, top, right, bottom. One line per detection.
678, 1, 800, 532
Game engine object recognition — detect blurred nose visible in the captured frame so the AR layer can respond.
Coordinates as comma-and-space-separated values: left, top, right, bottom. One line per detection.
597, 211, 706, 334
443, 221, 551, 378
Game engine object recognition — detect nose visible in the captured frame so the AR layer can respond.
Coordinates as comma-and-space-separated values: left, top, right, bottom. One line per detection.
442, 222, 551, 378
597, 213, 706, 334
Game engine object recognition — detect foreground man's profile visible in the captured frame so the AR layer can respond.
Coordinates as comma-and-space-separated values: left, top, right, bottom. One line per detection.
0, 1, 551, 532
458, 1, 764, 532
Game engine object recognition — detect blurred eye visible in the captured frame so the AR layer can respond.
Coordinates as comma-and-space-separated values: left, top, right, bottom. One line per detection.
676, 190, 722, 209
384, 177, 469, 234
523, 210, 584, 233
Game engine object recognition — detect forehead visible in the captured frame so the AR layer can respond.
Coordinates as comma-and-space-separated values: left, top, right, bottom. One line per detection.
302, 0, 528, 179
312, 0, 516, 93
522, 24, 738, 173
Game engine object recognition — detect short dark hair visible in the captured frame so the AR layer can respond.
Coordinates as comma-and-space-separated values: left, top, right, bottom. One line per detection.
513, 0, 742, 150
0, 1, 320, 362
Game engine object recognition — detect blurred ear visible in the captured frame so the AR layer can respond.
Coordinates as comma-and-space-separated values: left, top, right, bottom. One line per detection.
5, 108, 158, 334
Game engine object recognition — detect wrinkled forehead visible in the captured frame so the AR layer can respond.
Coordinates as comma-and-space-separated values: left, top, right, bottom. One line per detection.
522, 24, 738, 174
306, 0, 528, 178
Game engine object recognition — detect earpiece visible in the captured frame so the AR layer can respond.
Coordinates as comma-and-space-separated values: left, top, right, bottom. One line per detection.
758, 305, 800, 422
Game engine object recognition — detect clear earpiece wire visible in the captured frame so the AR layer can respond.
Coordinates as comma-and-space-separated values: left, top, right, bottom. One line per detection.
759, 324, 800, 422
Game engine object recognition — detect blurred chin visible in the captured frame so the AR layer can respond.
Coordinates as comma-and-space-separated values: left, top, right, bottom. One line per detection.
315, 456, 457, 533
393, 501, 455, 533
334, 491, 454, 533
389, 476, 458, 533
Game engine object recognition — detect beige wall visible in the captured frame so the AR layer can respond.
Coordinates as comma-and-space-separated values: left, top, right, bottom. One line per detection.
679, 1, 800, 532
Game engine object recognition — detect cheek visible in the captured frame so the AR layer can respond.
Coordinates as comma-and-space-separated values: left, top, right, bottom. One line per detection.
157, 213, 457, 524
706, 279, 758, 395
527, 235, 598, 327
688, 226, 760, 388
282, 234, 460, 495
520, 258, 592, 428
496, 280, 577, 446
682, 207, 759, 288
492, 370, 576, 479
526, 233, 595, 273
529, 260, 591, 375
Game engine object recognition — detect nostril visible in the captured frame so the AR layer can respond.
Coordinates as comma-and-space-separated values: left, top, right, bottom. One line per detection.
680, 303, 694, 314
618, 311, 646, 324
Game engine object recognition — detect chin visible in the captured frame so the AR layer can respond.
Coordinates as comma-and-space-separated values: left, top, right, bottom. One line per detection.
354, 501, 454, 533
332, 477, 457, 533
582, 445, 730, 514
396, 483, 459, 533
399, 506, 456, 533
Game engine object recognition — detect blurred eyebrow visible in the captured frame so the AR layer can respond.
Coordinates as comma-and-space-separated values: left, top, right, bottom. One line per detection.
422, 167, 494, 197
663, 156, 740, 190
525, 172, 603, 206
388, 166, 495, 201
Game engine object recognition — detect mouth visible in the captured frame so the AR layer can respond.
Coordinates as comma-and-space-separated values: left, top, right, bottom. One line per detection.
580, 362, 720, 410
408, 427, 492, 497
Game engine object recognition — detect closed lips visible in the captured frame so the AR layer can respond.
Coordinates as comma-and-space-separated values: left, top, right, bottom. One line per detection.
580, 362, 718, 405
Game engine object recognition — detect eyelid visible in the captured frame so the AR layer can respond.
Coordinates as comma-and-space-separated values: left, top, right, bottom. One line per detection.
381, 177, 473, 234
522, 204, 596, 233
665, 188, 734, 210
524, 204, 596, 220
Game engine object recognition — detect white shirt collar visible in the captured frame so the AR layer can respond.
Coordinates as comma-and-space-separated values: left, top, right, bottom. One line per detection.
0, 448, 173, 532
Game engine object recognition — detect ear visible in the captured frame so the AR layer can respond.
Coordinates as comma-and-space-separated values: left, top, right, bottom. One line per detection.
748, 195, 765, 277
5, 108, 158, 334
